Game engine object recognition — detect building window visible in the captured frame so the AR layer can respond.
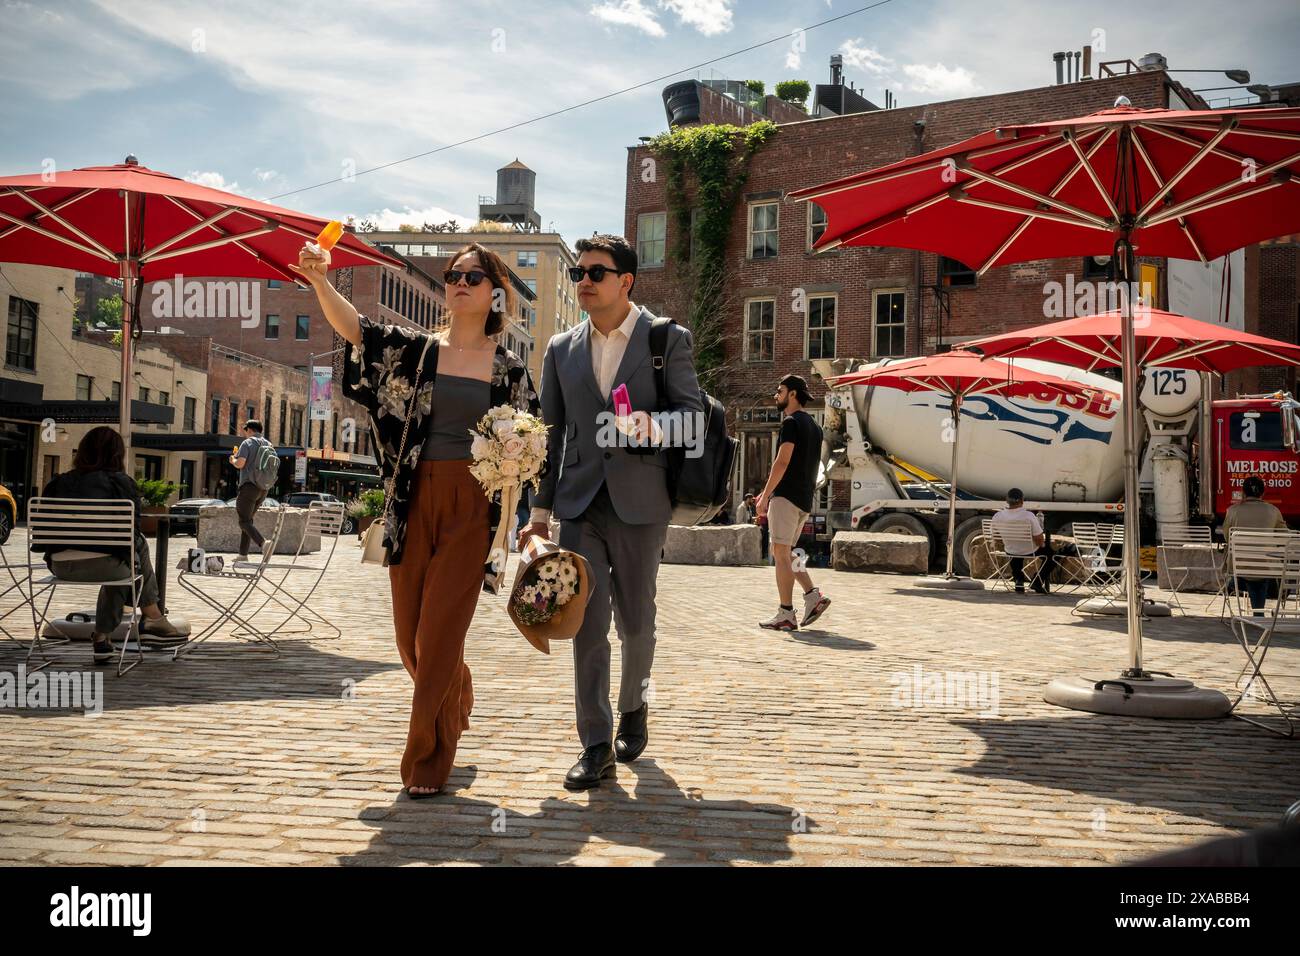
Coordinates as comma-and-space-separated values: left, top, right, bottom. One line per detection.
184, 396, 196, 431
290, 407, 303, 445
1082, 255, 1112, 280
160, 390, 170, 406
139, 386, 151, 402
745, 299, 776, 363
75, 375, 93, 401
806, 295, 836, 360
279, 398, 287, 444
6, 296, 38, 370
229, 400, 240, 433
211, 398, 221, 433
637, 212, 666, 268
873, 290, 907, 357
264, 394, 272, 430
295, 315, 310, 340
808, 203, 828, 249
246, 403, 255, 423
525, 279, 537, 295
749, 202, 779, 259
331, 411, 338, 450
516, 251, 537, 268
939, 256, 976, 287
268, 279, 281, 290
265, 313, 280, 339
112, 381, 120, 402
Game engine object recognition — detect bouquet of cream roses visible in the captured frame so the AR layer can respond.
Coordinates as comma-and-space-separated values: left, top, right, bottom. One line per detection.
469, 405, 548, 590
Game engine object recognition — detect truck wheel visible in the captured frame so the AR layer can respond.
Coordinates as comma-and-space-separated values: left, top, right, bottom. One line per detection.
867, 513, 935, 562
950, 515, 986, 577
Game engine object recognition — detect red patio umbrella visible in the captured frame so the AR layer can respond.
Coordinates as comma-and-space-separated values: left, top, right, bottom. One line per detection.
791, 100, 1300, 718
963, 308, 1300, 373
827, 351, 1110, 588
0, 156, 398, 447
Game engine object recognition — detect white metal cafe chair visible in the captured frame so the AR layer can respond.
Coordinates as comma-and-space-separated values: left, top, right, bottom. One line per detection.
1225, 530, 1300, 737
231, 501, 344, 643
981, 518, 1044, 593
1070, 522, 1126, 615
25, 497, 144, 677
173, 504, 288, 661
1158, 524, 1222, 616
0, 533, 57, 657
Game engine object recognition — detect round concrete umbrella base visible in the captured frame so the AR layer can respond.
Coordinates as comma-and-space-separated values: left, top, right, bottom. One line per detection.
1044, 674, 1231, 719
914, 575, 985, 590
1075, 596, 1172, 617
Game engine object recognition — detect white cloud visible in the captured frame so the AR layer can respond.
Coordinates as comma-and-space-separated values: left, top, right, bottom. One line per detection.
185, 170, 241, 194
591, 0, 665, 37
661, 0, 733, 36
901, 63, 982, 97
840, 39, 895, 77
254, 168, 278, 182
357, 206, 476, 231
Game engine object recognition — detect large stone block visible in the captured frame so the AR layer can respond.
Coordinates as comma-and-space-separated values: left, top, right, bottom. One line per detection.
831, 531, 928, 574
663, 524, 762, 566
1156, 544, 1224, 593
197, 506, 320, 555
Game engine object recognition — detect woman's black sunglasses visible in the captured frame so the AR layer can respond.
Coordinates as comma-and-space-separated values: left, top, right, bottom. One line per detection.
444, 269, 489, 287
568, 265, 627, 283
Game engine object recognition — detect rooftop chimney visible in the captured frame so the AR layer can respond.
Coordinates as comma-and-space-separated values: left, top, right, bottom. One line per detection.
830, 54, 843, 86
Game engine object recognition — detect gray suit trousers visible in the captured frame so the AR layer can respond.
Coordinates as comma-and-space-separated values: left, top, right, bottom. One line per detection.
559, 484, 668, 748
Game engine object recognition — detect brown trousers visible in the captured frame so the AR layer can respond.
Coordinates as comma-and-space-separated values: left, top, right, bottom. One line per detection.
388, 459, 490, 790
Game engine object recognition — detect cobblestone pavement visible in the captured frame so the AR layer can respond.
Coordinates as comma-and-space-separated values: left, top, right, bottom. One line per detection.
1, 530, 1296, 866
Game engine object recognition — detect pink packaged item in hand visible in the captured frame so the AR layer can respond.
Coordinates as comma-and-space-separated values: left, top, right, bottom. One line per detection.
612, 383, 631, 417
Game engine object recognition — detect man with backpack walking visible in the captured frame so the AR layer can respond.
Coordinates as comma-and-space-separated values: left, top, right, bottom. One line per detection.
520, 234, 703, 791
229, 419, 278, 561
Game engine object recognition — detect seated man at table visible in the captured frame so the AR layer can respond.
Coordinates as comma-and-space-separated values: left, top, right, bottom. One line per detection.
1225, 475, 1289, 614
991, 488, 1055, 594
34, 426, 186, 663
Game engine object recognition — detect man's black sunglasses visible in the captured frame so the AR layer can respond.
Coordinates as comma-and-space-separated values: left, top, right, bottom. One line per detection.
444, 269, 489, 287
568, 265, 627, 283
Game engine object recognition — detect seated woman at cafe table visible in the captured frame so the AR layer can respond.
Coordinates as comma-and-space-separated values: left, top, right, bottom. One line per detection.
33, 426, 186, 663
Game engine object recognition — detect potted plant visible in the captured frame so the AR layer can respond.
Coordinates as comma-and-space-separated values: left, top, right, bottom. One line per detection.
136, 478, 179, 536
349, 489, 385, 539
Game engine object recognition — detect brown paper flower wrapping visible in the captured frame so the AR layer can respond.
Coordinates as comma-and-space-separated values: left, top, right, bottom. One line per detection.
506, 536, 593, 655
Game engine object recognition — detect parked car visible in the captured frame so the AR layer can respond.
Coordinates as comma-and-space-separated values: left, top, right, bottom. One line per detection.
223, 496, 280, 509
167, 497, 226, 536
284, 492, 356, 535
0, 483, 15, 545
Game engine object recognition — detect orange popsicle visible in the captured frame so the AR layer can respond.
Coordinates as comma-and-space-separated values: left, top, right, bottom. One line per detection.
315, 220, 344, 251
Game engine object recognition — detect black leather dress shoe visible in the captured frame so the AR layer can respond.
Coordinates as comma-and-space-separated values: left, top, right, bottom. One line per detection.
564, 743, 615, 791
614, 704, 648, 763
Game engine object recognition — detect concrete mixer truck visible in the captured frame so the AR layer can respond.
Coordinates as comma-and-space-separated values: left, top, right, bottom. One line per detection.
810, 357, 1300, 575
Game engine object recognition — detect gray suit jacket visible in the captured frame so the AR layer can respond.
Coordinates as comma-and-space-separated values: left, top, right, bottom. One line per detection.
534, 306, 703, 525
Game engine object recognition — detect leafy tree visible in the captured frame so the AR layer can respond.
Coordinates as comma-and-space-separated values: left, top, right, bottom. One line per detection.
92, 294, 123, 328
744, 79, 765, 96
776, 80, 811, 111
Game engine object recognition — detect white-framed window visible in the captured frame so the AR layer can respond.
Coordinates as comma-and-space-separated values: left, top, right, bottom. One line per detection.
516, 250, 537, 268
749, 202, 779, 259
744, 298, 775, 363
75, 374, 93, 401
637, 212, 666, 267
807, 203, 828, 250
872, 289, 907, 358
805, 294, 836, 360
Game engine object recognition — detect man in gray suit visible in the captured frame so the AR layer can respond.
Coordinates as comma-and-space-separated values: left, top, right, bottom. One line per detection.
521, 234, 702, 790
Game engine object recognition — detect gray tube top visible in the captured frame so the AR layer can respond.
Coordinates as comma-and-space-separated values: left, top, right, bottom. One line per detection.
421, 374, 491, 460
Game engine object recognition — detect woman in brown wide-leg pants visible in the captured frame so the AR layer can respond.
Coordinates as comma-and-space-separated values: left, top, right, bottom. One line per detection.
388, 460, 490, 790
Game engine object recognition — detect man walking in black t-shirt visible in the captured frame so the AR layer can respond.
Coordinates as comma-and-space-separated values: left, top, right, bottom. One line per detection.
755, 374, 831, 631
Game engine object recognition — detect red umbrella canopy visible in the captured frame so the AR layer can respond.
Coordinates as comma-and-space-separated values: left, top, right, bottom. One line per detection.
789, 104, 1300, 271
827, 349, 1111, 404
963, 308, 1300, 374
0, 160, 398, 281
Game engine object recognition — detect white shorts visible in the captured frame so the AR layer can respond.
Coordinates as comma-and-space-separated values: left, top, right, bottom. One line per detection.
767, 496, 809, 547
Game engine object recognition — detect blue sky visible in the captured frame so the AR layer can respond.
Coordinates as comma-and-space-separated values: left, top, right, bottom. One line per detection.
2, 0, 1297, 245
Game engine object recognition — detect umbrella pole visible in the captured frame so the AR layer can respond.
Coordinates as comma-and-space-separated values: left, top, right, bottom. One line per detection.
944, 394, 962, 577
915, 391, 982, 589
1118, 236, 1145, 677
119, 256, 136, 454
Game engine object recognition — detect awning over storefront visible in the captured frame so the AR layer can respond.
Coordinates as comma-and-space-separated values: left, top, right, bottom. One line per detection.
3, 398, 173, 425
133, 432, 302, 455
316, 469, 382, 485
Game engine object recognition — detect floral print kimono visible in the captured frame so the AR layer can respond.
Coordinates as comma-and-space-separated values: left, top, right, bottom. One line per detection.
342, 313, 542, 591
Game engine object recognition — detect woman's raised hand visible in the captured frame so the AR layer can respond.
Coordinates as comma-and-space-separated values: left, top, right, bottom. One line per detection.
288, 241, 331, 285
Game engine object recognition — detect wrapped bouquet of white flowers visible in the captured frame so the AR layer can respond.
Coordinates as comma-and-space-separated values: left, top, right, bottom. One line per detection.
507, 536, 592, 654
468, 404, 549, 591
